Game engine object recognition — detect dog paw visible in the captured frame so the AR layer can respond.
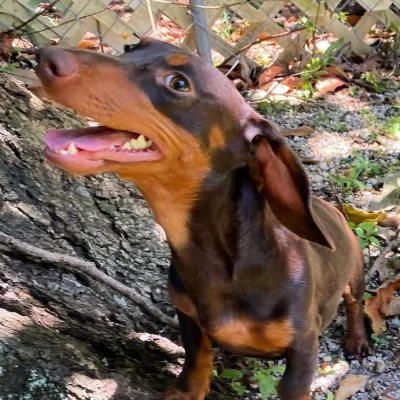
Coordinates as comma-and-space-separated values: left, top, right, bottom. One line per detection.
162, 388, 207, 400
344, 335, 371, 361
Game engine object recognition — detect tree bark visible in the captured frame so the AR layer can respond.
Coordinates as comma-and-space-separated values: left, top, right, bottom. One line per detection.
0, 75, 234, 399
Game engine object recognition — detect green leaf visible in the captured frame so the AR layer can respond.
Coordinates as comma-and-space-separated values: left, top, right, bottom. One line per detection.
258, 374, 278, 399
369, 236, 381, 247
271, 365, 286, 374
358, 237, 367, 249
324, 38, 345, 56
363, 292, 372, 300
358, 221, 376, 233
211, 369, 218, 377
326, 390, 335, 400
231, 381, 246, 396
354, 227, 364, 236
220, 369, 243, 380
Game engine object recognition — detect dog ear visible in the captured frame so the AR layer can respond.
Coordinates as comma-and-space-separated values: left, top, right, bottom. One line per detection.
244, 118, 334, 250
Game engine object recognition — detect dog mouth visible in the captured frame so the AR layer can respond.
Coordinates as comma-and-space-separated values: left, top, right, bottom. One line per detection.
44, 126, 162, 164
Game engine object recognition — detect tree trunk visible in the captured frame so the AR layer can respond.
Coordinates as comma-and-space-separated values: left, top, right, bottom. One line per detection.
0, 75, 234, 400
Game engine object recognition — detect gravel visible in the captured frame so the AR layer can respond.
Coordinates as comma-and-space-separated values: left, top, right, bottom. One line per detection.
252, 93, 400, 400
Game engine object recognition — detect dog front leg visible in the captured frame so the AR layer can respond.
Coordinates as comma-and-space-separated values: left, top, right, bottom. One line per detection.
164, 310, 213, 400
278, 335, 319, 400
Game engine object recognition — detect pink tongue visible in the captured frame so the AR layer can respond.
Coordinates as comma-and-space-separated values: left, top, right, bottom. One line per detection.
45, 127, 136, 151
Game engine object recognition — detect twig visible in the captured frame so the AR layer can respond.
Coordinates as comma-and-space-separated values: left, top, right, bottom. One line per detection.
328, 179, 347, 219
6, 0, 61, 34
0, 231, 178, 328
147, 0, 157, 33
366, 236, 400, 283
150, 0, 253, 8
19, 7, 141, 39
221, 27, 306, 65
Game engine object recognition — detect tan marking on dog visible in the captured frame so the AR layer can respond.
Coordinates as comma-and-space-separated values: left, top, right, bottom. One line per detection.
168, 282, 198, 323
211, 317, 294, 353
209, 126, 226, 149
167, 53, 190, 66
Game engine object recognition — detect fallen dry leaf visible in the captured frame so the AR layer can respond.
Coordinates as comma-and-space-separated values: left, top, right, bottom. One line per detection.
281, 126, 314, 137
365, 296, 387, 335
77, 40, 99, 50
346, 14, 361, 26
371, 172, 400, 211
280, 76, 301, 91
394, 354, 400, 364
365, 276, 400, 335
379, 215, 400, 228
386, 297, 400, 317
334, 374, 369, 400
0, 32, 13, 60
262, 81, 291, 95
315, 77, 347, 94
257, 65, 283, 88
343, 204, 387, 225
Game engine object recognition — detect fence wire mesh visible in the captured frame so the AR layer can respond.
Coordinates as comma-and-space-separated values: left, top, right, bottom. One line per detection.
0, 0, 399, 76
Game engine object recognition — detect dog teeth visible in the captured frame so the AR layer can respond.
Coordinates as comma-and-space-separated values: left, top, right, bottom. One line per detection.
136, 135, 147, 149
128, 136, 152, 150
121, 142, 131, 150
130, 139, 139, 150
67, 143, 78, 155
59, 149, 68, 155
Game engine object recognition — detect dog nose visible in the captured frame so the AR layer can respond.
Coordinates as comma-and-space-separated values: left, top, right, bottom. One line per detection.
36, 47, 78, 81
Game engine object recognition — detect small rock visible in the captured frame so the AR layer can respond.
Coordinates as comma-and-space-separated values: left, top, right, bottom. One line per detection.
374, 360, 385, 373
323, 356, 332, 362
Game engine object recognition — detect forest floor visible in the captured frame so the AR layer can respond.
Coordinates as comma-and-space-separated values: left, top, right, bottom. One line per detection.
245, 88, 400, 400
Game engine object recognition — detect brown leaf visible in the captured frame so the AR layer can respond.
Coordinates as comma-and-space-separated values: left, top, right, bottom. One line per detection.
378, 215, 400, 228
281, 126, 314, 137
365, 297, 387, 335
77, 40, 99, 50
343, 204, 387, 225
280, 76, 301, 91
334, 374, 369, 400
262, 81, 291, 95
394, 353, 400, 364
365, 276, 400, 335
257, 65, 283, 88
386, 297, 400, 317
0, 32, 13, 60
346, 15, 361, 26
315, 77, 347, 94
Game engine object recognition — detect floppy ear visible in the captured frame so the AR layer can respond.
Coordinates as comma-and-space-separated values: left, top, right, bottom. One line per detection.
244, 118, 334, 250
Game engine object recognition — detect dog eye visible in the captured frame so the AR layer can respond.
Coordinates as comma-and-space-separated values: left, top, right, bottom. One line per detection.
165, 74, 190, 92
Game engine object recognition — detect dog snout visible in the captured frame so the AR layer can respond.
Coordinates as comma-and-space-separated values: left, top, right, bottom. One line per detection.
36, 47, 78, 82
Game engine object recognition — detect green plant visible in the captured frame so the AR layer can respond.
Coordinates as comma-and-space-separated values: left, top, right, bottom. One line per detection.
219, 369, 246, 396
326, 390, 335, 400
332, 151, 386, 191
348, 221, 381, 249
257, 99, 291, 116
333, 10, 349, 24
361, 107, 400, 139
0, 64, 17, 73
361, 70, 399, 93
298, 39, 346, 100
330, 122, 347, 132
249, 359, 285, 399
218, 359, 286, 399
371, 333, 389, 348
